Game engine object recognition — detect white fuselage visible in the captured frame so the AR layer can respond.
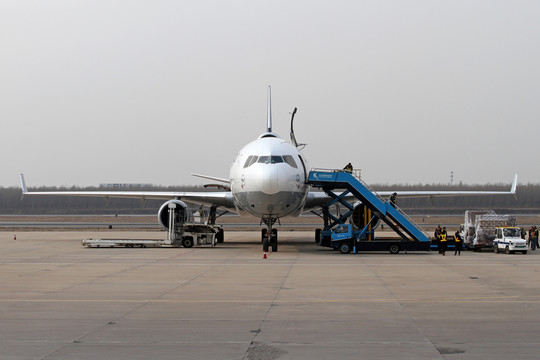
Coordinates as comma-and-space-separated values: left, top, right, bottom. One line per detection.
229, 132, 310, 219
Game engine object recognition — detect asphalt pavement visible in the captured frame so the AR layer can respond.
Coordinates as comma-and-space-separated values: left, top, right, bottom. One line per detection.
1, 230, 539, 359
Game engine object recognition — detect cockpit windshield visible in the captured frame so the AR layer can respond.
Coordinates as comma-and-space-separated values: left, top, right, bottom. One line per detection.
243, 155, 298, 168
258, 156, 283, 164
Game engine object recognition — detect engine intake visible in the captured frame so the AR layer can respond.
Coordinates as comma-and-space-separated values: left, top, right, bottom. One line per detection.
351, 202, 381, 230
158, 200, 192, 230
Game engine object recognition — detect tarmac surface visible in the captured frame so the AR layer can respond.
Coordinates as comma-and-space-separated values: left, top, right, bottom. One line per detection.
1, 230, 540, 359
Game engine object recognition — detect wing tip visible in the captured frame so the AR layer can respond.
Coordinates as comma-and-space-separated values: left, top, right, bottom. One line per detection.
511, 173, 518, 194
19, 173, 28, 194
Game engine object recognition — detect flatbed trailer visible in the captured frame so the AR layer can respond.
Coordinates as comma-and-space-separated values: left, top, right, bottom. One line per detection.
82, 238, 174, 248
82, 222, 222, 248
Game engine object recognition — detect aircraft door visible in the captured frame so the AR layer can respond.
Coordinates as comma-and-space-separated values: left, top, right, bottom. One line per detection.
298, 155, 307, 181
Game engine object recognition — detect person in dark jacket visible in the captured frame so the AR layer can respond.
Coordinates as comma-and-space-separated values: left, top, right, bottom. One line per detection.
434, 225, 442, 253
454, 231, 462, 256
389, 192, 397, 207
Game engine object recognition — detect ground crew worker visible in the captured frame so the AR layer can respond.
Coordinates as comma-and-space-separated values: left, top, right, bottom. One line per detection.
434, 225, 442, 253
454, 231, 462, 256
440, 227, 448, 256
535, 226, 539, 249
343, 163, 353, 172
389, 192, 397, 207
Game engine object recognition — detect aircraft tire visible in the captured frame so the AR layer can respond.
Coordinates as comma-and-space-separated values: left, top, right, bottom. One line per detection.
263, 238, 269, 252
271, 229, 278, 252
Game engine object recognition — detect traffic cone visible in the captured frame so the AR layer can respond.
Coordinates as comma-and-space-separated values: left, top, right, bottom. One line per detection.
263, 251, 267, 259
14, 234, 16, 241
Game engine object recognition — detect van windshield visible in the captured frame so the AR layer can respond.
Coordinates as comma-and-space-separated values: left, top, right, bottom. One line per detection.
503, 228, 521, 237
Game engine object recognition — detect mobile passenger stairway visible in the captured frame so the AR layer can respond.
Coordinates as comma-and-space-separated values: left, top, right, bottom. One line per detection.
307, 169, 430, 253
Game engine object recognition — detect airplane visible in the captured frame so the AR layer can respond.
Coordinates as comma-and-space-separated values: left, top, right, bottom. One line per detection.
20, 86, 518, 252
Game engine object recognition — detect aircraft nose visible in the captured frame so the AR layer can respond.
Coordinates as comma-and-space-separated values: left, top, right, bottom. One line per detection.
262, 165, 279, 194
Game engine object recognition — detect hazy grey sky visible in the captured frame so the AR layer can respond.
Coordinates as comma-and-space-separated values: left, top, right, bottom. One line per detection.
2, 1, 539, 187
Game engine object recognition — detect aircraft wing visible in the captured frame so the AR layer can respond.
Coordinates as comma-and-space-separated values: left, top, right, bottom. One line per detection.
376, 174, 518, 199
303, 174, 518, 211
20, 174, 236, 210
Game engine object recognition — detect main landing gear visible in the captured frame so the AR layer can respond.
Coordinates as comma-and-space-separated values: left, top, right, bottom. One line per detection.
261, 217, 279, 252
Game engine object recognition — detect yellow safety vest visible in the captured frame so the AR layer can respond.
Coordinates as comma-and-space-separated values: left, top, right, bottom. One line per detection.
440, 232, 447, 242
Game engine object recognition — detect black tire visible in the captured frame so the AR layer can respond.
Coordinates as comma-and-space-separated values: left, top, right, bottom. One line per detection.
263, 238, 269, 252
315, 229, 321, 243
261, 229, 267, 243
494, 244, 499, 253
388, 244, 400, 254
216, 228, 224, 243
270, 229, 278, 252
182, 237, 194, 248
505, 246, 510, 254
339, 242, 351, 254
522, 251, 528, 254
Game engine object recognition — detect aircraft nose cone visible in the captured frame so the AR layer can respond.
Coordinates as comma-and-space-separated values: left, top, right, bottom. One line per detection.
262, 166, 279, 194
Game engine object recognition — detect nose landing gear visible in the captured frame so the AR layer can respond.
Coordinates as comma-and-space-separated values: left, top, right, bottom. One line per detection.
261, 217, 279, 252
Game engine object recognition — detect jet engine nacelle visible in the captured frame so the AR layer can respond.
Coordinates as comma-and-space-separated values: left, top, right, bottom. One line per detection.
158, 200, 192, 230
351, 202, 381, 230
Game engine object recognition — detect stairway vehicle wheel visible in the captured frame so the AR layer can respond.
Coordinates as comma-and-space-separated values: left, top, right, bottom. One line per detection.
494, 244, 499, 253
182, 237, 194, 248
388, 244, 400, 254
315, 229, 321, 243
339, 242, 351, 254
505, 246, 510, 254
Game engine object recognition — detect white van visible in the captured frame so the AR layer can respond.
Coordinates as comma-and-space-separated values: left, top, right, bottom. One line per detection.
493, 227, 527, 254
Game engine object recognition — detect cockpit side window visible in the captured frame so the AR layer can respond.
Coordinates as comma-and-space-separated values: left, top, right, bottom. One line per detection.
283, 155, 298, 168
243, 155, 258, 168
